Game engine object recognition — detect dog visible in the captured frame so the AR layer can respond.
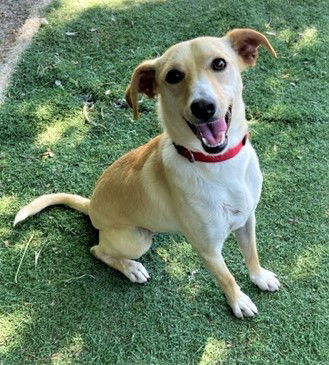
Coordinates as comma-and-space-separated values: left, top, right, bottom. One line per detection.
14, 28, 280, 319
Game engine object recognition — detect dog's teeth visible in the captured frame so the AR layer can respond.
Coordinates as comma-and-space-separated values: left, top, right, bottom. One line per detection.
202, 137, 220, 148
202, 137, 225, 148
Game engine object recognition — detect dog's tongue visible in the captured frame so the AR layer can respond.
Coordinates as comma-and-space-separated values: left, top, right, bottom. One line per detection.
196, 117, 227, 146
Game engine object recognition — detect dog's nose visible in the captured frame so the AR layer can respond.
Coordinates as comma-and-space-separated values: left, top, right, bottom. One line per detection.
190, 99, 216, 121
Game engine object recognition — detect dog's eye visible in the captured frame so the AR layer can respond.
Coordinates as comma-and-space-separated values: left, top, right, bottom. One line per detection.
165, 69, 185, 84
211, 58, 227, 71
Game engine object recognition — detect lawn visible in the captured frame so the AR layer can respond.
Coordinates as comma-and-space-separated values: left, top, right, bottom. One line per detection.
1, 0, 329, 364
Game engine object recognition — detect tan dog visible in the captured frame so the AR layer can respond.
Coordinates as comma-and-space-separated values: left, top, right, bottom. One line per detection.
14, 29, 280, 318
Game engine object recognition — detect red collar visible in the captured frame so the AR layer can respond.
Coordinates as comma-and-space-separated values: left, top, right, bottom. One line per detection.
173, 134, 248, 163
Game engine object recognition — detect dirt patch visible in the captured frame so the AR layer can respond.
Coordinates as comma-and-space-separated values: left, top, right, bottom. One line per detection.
0, 0, 54, 102
0, 0, 38, 61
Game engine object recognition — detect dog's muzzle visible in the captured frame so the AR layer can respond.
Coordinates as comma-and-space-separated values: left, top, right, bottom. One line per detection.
184, 105, 232, 154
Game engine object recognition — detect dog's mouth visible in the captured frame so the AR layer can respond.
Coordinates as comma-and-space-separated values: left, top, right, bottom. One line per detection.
185, 105, 232, 154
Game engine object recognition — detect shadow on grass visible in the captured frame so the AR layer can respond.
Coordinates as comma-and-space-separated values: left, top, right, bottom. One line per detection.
0, 0, 329, 363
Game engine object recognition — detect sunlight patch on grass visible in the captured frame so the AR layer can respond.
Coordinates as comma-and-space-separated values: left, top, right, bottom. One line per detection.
0, 310, 32, 355
37, 122, 63, 146
291, 245, 326, 279
0, 195, 17, 214
180, 281, 202, 299
266, 103, 291, 120
277, 28, 294, 43
0, 227, 11, 242
0, 196, 17, 237
293, 27, 318, 51
276, 27, 318, 52
264, 75, 283, 91
61, 0, 124, 13
157, 239, 195, 280
51, 335, 84, 364
10, 230, 44, 253
157, 246, 186, 279
52, 0, 155, 23
34, 103, 54, 120
36, 114, 89, 148
199, 337, 230, 365
247, 119, 258, 126
166, 260, 186, 279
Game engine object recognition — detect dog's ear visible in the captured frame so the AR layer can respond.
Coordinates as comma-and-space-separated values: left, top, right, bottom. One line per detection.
125, 59, 157, 120
226, 28, 276, 69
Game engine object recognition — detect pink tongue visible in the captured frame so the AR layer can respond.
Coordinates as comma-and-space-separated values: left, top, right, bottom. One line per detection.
196, 117, 227, 145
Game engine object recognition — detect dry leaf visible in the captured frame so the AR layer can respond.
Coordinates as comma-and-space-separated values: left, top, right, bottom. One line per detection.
83, 103, 106, 129
54, 80, 64, 89
41, 149, 54, 159
288, 217, 299, 224
35, 250, 41, 267
40, 18, 49, 26
113, 98, 128, 109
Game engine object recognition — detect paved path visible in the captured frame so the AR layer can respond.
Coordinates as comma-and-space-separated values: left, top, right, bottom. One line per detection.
0, 0, 54, 102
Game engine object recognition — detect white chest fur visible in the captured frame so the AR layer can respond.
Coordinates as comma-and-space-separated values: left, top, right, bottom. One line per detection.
162, 139, 263, 240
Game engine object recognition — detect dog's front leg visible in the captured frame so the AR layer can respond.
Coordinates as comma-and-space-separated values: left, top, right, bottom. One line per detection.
190, 240, 258, 319
235, 212, 280, 291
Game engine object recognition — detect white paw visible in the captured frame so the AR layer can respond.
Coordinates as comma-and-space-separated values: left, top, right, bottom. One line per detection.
123, 260, 150, 284
229, 291, 258, 319
250, 268, 280, 291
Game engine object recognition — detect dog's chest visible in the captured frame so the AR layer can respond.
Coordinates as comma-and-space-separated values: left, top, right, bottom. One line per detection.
171, 144, 263, 232
196, 178, 256, 231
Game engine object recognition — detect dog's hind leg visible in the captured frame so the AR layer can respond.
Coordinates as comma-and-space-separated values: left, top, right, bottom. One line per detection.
91, 227, 152, 283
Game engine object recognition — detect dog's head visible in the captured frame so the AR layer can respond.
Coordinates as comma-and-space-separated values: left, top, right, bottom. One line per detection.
125, 29, 276, 154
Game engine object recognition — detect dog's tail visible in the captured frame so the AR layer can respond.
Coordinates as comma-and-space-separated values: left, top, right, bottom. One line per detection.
13, 193, 90, 227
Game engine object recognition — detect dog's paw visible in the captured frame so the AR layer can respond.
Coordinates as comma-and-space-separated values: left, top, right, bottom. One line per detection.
229, 291, 258, 319
123, 260, 150, 284
250, 268, 280, 291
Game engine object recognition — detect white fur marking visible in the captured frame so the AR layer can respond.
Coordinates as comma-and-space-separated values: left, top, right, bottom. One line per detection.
192, 78, 216, 102
250, 268, 281, 291
230, 291, 258, 318
13, 207, 29, 227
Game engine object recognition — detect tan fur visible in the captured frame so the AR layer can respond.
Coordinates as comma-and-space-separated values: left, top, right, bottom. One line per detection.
15, 29, 280, 318
227, 28, 277, 67
125, 59, 158, 119
89, 134, 175, 232
14, 193, 89, 226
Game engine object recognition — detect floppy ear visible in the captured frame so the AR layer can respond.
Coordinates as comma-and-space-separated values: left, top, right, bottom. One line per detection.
125, 59, 157, 120
226, 28, 276, 69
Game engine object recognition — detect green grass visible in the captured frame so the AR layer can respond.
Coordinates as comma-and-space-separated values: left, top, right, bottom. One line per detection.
1, 0, 329, 363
